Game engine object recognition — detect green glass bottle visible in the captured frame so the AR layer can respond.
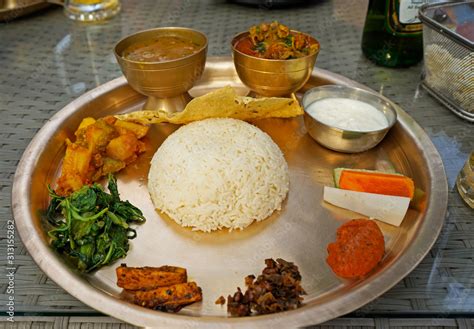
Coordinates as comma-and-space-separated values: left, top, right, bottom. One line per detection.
361, 0, 425, 67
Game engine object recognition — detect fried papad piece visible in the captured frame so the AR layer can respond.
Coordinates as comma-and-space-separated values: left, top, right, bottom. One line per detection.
130, 282, 202, 310
115, 86, 302, 125
116, 264, 187, 291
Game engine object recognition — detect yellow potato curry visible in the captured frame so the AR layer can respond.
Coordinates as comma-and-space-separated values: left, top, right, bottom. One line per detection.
56, 116, 149, 196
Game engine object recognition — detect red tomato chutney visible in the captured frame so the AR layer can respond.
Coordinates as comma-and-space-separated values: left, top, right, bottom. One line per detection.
327, 219, 385, 278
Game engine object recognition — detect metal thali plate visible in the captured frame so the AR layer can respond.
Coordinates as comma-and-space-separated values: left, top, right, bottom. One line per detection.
13, 57, 448, 327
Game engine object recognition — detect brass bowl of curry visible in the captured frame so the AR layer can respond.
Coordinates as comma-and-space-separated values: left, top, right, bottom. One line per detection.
114, 27, 207, 113
231, 22, 320, 97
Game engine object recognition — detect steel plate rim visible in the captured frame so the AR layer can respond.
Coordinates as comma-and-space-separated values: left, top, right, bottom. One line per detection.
12, 57, 448, 327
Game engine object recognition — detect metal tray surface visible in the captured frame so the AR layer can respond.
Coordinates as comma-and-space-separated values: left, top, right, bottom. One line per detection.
13, 57, 448, 328
0, 0, 51, 21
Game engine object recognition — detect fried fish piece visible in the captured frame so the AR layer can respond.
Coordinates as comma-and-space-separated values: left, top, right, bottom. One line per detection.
131, 282, 202, 309
115, 86, 303, 125
116, 264, 187, 291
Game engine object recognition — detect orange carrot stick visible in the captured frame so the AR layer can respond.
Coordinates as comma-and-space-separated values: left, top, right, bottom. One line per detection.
338, 169, 415, 199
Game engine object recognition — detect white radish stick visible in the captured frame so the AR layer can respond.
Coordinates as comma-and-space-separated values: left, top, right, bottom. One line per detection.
323, 186, 410, 226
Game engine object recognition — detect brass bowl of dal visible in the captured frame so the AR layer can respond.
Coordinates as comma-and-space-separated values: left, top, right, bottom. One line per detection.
231, 31, 320, 97
114, 27, 208, 113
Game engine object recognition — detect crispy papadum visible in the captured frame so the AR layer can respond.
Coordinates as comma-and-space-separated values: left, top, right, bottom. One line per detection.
115, 86, 302, 124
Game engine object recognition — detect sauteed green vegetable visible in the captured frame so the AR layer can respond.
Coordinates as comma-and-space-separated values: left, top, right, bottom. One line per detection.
45, 174, 145, 272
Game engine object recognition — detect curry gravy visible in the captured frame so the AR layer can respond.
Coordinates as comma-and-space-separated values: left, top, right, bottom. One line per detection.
123, 36, 202, 62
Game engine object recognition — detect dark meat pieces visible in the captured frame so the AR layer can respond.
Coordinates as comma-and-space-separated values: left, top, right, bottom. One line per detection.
215, 296, 226, 305
226, 258, 305, 317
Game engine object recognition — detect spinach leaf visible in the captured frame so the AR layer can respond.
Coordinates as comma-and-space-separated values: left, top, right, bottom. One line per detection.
253, 42, 267, 54
69, 186, 97, 213
283, 35, 293, 47
107, 173, 120, 201
46, 175, 145, 272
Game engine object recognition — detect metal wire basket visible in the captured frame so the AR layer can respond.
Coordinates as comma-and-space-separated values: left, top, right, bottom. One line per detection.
419, 1, 474, 122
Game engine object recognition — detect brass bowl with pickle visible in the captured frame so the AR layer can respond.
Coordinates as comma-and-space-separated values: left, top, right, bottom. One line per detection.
231, 22, 320, 97
114, 27, 208, 113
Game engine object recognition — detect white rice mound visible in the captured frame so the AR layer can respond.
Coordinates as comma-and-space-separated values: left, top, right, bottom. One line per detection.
148, 118, 289, 232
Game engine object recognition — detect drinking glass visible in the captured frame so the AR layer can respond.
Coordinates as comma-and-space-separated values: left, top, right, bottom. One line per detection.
63, 0, 121, 22
456, 152, 474, 208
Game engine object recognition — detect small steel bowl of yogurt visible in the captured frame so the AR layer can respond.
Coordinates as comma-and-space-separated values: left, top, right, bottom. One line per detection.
302, 85, 397, 153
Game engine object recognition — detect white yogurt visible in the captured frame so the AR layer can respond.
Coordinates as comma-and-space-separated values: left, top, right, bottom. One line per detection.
306, 97, 388, 132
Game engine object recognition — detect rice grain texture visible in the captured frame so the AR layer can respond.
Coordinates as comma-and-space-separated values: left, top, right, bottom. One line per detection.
148, 118, 289, 232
